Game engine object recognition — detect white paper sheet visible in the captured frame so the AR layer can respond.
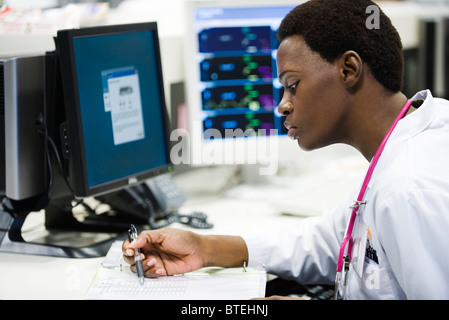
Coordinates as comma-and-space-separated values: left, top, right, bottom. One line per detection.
85, 267, 266, 300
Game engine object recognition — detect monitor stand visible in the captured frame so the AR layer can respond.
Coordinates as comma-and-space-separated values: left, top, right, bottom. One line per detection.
0, 207, 128, 258
0, 186, 174, 258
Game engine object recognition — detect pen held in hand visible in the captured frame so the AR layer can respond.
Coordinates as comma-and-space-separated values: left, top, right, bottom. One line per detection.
128, 224, 145, 285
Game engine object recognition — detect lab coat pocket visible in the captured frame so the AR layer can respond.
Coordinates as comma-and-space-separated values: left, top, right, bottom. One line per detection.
357, 258, 395, 299
349, 219, 396, 299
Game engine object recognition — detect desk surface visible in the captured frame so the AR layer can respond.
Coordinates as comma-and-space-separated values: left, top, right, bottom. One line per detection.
0, 155, 367, 300
0, 195, 301, 300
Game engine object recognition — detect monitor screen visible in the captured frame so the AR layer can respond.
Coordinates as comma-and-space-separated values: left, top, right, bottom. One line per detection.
185, 1, 299, 138
57, 22, 171, 197
184, 1, 299, 172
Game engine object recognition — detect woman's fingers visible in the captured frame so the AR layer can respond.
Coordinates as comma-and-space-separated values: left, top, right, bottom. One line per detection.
126, 256, 167, 278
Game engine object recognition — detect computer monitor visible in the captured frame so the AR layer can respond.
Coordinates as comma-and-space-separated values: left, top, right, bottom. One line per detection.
0, 22, 174, 257
183, 0, 302, 176
56, 22, 170, 198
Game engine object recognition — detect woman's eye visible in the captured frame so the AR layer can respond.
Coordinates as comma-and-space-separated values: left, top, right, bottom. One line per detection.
287, 81, 299, 92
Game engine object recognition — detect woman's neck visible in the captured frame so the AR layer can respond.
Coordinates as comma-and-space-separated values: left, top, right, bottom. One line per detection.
349, 91, 409, 161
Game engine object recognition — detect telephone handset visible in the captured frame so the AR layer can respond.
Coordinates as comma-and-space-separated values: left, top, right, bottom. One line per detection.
145, 174, 186, 218
96, 174, 213, 229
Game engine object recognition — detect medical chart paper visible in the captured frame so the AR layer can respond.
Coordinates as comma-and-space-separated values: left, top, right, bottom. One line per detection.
85, 267, 266, 300
85, 242, 266, 300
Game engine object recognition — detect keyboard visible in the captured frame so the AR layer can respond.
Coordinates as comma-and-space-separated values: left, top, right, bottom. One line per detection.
290, 284, 334, 300
266, 277, 334, 300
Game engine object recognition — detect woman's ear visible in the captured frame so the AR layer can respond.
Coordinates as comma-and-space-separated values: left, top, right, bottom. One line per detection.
339, 50, 363, 89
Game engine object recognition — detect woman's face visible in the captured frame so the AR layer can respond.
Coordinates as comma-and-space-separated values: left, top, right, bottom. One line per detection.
277, 35, 350, 151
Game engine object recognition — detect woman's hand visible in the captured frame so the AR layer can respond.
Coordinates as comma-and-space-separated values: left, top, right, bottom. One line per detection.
122, 227, 205, 277
122, 227, 248, 278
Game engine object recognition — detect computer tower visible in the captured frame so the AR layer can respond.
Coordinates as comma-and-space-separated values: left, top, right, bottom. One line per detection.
418, 18, 437, 95
418, 16, 449, 99
0, 55, 47, 203
442, 17, 449, 99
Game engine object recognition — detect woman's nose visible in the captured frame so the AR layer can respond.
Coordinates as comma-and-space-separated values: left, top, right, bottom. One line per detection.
278, 97, 293, 116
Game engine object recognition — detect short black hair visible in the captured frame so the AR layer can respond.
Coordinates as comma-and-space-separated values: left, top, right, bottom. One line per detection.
278, 0, 404, 92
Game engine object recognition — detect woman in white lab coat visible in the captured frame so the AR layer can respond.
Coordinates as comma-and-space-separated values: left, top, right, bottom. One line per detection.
123, 0, 449, 299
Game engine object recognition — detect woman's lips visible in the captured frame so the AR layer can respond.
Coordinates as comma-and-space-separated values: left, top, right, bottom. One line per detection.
284, 122, 298, 140
288, 127, 298, 140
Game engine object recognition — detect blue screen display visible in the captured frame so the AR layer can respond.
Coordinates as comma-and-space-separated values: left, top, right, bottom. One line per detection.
193, 5, 295, 137
73, 30, 168, 188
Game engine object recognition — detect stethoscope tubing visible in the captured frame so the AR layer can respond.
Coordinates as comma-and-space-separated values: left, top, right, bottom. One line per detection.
334, 99, 413, 299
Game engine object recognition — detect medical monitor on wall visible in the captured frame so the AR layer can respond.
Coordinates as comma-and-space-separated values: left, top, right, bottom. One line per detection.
184, 0, 301, 173
56, 22, 171, 198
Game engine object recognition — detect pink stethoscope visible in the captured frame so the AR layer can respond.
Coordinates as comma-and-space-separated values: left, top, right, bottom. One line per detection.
334, 99, 413, 300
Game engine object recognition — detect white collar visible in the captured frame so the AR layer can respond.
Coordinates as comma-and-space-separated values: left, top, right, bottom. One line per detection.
383, 89, 437, 153
365, 90, 437, 190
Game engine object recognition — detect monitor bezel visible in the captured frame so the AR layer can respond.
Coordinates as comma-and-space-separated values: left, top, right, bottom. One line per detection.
183, 0, 302, 169
56, 22, 172, 198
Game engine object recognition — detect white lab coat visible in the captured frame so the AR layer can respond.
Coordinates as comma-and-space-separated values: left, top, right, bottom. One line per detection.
242, 90, 449, 299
